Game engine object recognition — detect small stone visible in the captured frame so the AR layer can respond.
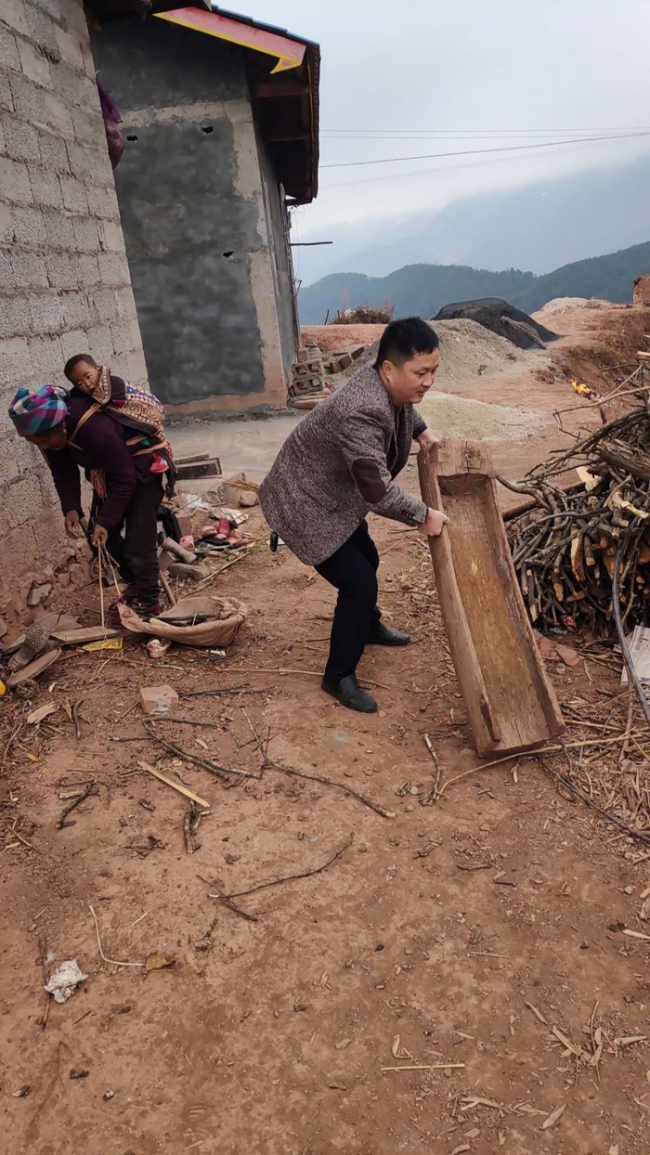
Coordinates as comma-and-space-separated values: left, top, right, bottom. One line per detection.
239, 490, 259, 508
103, 1089, 115, 1101
0, 616, 8, 639
27, 583, 52, 607
405, 804, 414, 813
624, 885, 634, 895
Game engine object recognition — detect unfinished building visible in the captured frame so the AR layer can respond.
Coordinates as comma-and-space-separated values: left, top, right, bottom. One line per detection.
91, 6, 320, 414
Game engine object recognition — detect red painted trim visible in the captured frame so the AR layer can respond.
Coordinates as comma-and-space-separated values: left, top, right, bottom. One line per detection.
155, 7, 306, 72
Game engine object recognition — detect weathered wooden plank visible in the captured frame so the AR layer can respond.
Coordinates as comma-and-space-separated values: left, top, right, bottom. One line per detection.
175, 452, 210, 465
51, 626, 121, 645
175, 458, 222, 480
418, 440, 565, 757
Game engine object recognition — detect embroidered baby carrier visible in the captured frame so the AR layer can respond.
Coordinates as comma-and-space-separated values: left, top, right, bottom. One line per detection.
68, 367, 174, 498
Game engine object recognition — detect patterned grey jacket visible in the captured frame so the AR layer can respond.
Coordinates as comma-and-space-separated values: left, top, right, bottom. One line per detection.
259, 363, 429, 566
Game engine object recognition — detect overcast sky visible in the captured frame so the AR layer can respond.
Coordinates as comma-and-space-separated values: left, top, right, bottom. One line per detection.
247, 0, 650, 252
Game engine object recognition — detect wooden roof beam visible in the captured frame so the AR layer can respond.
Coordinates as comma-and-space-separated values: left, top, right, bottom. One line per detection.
251, 79, 310, 100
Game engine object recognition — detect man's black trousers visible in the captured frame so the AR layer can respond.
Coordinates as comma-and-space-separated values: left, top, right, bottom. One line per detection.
315, 519, 382, 680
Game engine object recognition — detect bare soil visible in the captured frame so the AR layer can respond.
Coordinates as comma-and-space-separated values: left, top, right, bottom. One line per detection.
2, 307, 650, 1155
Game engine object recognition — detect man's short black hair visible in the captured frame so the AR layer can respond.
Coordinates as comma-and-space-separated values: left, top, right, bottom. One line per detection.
375, 317, 439, 369
64, 353, 97, 380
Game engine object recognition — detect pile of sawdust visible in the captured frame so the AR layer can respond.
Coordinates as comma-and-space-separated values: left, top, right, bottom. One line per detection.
351, 318, 534, 390
417, 391, 546, 442
533, 296, 612, 320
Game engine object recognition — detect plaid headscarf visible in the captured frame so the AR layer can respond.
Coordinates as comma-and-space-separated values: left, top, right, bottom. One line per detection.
8, 385, 67, 438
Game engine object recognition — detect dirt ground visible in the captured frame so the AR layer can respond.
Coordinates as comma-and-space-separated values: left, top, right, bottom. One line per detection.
2, 307, 650, 1155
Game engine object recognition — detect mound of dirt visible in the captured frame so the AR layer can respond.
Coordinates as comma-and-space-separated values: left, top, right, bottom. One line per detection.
353, 318, 535, 390
533, 296, 613, 321
334, 305, 392, 325
417, 391, 547, 442
434, 297, 557, 349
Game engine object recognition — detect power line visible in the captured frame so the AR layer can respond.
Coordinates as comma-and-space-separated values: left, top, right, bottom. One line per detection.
321, 129, 650, 169
321, 125, 650, 136
320, 135, 650, 191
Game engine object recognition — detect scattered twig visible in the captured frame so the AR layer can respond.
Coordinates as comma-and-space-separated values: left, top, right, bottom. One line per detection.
181, 686, 270, 698
381, 1063, 465, 1072
158, 716, 223, 729
539, 757, 650, 846
138, 760, 210, 808
88, 904, 144, 968
143, 722, 259, 781
198, 875, 258, 923
12, 827, 44, 855
183, 801, 201, 854
221, 666, 391, 690
420, 732, 442, 804
213, 835, 354, 901
71, 699, 84, 741
38, 934, 50, 1031
265, 759, 395, 818
57, 781, 96, 829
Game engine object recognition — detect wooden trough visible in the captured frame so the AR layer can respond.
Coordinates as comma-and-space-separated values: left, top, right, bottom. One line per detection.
418, 439, 565, 757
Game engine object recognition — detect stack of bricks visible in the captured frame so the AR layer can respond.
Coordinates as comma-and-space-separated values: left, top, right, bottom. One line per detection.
325, 345, 365, 374
0, 0, 149, 604
288, 339, 326, 398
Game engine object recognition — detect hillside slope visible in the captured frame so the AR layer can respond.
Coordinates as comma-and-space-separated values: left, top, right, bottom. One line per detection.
296, 153, 650, 285
298, 240, 650, 325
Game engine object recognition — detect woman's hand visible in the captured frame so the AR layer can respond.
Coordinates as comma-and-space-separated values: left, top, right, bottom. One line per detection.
417, 508, 449, 537
65, 510, 81, 539
91, 523, 109, 548
417, 430, 440, 450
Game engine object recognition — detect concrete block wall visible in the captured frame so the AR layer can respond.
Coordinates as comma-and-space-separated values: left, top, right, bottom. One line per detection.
0, 0, 149, 616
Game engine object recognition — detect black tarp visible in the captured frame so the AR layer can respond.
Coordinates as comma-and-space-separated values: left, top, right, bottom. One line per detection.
433, 297, 558, 350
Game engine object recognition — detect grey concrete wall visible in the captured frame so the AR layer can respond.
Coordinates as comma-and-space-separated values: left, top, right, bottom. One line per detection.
92, 18, 291, 414
0, 0, 149, 622
256, 129, 300, 381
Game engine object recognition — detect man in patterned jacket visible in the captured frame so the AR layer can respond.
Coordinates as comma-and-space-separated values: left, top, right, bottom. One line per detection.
260, 317, 448, 714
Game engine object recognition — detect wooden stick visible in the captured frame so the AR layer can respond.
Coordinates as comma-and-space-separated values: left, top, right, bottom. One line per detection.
221, 666, 391, 690
88, 904, 144, 968
193, 543, 258, 592
381, 1063, 465, 1072
159, 569, 176, 607
143, 724, 258, 780
436, 732, 644, 799
197, 876, 258, 924
138, 760, 210, 808
98, 545, 106, 633
57, 781, 96, 829
159, 716, 223, 729
217, 835, 353, 900
265, 759, 395, 819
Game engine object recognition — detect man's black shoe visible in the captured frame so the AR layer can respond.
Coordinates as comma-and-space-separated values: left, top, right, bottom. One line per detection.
367, 621, 411, 647
321, 674, 378, 714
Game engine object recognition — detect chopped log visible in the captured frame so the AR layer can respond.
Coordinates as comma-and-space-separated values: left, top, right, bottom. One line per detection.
418, 440, 565, 757
597, 439, 650, 481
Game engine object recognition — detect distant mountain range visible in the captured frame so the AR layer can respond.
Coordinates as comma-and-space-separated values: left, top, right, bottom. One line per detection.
296, 152, 650, 286
298, 240, 650, 325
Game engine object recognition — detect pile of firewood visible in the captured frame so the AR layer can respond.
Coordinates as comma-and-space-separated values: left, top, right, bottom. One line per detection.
504, 404, 650, 634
